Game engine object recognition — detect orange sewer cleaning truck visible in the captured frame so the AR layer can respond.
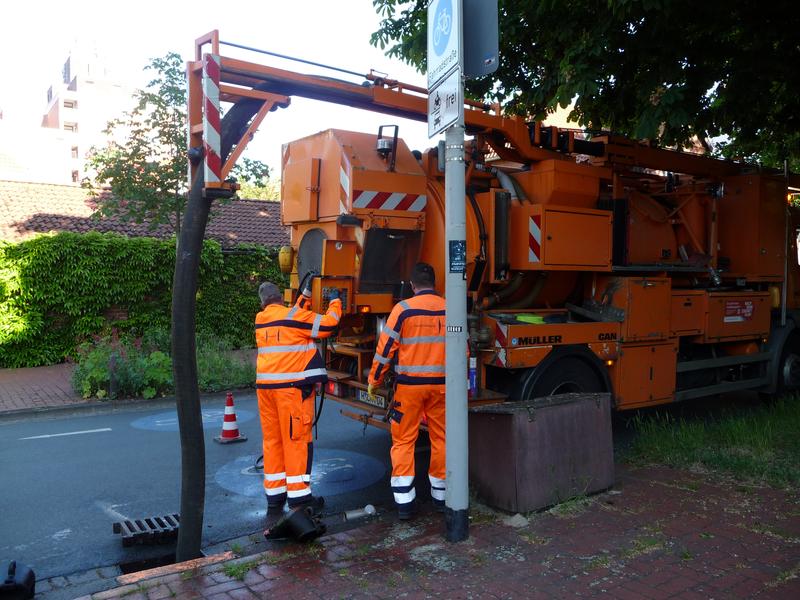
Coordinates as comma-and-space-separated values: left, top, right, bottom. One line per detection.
189, 31, 800, 429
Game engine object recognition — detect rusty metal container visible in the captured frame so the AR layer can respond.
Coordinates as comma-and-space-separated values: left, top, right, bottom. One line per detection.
468, 393, 614, 513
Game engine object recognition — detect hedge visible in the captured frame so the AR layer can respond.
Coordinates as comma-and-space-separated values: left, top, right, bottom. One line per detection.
0, 232, 286, 368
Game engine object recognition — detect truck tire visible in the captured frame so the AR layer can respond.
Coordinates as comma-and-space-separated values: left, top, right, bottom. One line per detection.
778, 334, 800, 392
515, 355, 605, 400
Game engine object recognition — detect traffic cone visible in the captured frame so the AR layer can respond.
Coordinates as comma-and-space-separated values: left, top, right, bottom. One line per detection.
214, 392, 247, 444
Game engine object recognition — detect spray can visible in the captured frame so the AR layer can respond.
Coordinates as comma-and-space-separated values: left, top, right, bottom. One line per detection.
468, 356, 477, 398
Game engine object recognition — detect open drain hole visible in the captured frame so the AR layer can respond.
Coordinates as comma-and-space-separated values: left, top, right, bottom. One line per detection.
118, 553, 177, 575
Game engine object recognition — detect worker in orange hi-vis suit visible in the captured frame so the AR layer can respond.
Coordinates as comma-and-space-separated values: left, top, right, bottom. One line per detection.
255, 281, 341, 515
367, 262, 447, 520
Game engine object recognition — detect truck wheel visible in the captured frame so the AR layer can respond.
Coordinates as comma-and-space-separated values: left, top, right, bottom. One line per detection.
515, 356, 605, 400
778, 335, 800, 392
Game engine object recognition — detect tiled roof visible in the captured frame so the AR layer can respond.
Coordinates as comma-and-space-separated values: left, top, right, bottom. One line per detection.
0, 180, 288, 248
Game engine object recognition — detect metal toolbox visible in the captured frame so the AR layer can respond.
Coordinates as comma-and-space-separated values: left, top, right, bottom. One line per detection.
468, 393, 614, 513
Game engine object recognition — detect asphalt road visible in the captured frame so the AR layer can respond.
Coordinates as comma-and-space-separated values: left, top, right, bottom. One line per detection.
0, 393, 401, 579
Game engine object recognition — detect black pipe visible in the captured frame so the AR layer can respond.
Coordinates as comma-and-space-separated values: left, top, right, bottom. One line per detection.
172, 171, 211, 562
467, 186, 487, 291
494, 191, 510, 279
173, 88, 265, 562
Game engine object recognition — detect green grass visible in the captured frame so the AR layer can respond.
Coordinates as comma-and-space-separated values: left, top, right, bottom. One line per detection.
223, 559, 259, 580
627, 394, 800, 487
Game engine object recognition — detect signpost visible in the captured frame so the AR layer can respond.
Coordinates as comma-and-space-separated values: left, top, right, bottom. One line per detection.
428, 0, 468, 543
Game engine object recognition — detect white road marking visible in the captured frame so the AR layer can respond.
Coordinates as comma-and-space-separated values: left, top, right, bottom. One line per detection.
20, 428, 112, 440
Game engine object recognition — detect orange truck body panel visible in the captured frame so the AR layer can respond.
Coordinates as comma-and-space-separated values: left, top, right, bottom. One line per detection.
189, 31, 800, 413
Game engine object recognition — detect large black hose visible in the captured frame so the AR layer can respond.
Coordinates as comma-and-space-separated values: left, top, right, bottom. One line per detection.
172, 89, 266, 562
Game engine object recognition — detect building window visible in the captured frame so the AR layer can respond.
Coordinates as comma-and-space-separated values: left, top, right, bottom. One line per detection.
64, 99, 77, 109
71, 146, 79, 159
71, 170, 79, 183
64, 122, 78, 133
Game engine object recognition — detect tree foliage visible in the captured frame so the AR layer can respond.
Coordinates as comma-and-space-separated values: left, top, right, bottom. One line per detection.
84, 53, 274, 234
371, 0, 800, 170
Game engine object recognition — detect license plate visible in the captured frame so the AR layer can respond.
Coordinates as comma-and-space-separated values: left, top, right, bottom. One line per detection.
358, 388, 385, 409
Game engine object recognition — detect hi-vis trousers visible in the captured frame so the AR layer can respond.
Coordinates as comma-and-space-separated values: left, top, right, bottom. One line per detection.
257, 386, 315, 507
389, 384, 446, 510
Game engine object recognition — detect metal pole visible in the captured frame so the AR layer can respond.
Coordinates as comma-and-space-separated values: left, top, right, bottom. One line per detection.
444, 123, 469, 542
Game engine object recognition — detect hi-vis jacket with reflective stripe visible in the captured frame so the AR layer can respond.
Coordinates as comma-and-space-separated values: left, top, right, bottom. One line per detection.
255, 295, 342, 389
368, 290, 446, 387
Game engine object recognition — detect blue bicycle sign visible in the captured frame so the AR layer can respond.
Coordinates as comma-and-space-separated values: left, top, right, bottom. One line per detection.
427, 0, 461, 88
432, 0, 453, 55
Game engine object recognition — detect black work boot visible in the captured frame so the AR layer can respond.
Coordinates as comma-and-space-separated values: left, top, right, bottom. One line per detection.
398, 500, 418, 521
292, 495, 325, 516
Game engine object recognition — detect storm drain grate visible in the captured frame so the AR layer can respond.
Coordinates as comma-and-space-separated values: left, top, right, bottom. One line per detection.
112, 513, 180, 547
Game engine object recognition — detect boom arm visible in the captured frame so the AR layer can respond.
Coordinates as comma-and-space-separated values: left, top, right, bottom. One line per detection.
189, 30, 797, 191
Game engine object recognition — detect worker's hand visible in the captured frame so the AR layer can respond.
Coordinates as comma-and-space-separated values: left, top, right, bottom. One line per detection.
367, 383, 377, 400
327, 288, 341, 301
301, 285, 312, 298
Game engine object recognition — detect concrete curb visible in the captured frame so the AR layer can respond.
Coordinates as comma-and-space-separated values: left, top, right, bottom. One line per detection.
0, 388, 257, 423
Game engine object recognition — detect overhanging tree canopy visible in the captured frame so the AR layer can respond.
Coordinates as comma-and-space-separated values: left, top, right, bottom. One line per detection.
371, 0, 800, 170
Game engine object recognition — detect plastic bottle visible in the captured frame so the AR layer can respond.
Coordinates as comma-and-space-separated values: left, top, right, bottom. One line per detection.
343, 504, 377, 521
468, 356, 477, 397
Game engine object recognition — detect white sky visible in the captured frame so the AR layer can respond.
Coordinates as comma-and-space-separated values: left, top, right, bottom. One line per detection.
0, 0, 432, 172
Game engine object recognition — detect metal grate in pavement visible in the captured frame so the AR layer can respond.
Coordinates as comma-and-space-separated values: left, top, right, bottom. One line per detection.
112, 514, 180, 547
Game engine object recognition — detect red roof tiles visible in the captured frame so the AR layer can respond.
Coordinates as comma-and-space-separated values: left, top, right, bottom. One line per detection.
0, 180, 288, 248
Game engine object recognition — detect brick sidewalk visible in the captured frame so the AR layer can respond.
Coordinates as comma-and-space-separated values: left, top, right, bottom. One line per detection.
71, 464, 800, 600
0, 363, 87, 413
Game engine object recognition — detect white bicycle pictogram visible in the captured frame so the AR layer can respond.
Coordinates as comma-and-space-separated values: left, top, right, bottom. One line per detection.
433, 6, 452, 48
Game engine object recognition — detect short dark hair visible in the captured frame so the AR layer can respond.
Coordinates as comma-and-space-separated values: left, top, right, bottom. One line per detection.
411, 262, 435, 288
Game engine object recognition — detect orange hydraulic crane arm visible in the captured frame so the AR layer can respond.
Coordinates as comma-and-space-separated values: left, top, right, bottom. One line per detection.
190, 30, 791, 188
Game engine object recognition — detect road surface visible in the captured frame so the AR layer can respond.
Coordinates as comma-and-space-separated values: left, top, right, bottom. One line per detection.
0, 393, 404, 579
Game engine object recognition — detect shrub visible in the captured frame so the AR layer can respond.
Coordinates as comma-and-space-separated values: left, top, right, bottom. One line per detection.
0, 232, 286, 367
71, 328, 255, 399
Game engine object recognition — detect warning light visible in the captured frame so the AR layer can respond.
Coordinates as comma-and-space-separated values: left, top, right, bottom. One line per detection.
325, 381, 341, 396
359, 305, 372, 313
606, 360, 615, 366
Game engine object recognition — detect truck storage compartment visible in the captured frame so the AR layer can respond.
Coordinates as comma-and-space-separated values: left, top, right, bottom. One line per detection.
611, 340, 677, 409
509, 204, 613, 271
670, 290, 706, 336
703, 291, 771, 342
591, 276, 671, 342
468, 393, 614, 513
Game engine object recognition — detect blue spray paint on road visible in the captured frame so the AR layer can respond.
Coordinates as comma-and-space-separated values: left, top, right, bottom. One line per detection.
214, 449, 385, 498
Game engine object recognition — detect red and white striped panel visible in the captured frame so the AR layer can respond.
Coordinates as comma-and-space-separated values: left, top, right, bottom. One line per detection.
494, 322, 508, 367
352, 190, 427, 212
202, 54, 222, 185
529, 215, 542, 263
339, 154, 351, 215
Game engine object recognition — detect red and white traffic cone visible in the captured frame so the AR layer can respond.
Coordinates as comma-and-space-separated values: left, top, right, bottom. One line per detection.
214, 392, 247, 444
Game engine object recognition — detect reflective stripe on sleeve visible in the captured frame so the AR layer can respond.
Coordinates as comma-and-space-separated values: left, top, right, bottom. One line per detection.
311, 314, 322, 337
258, 343, 317, 354
396, 364, 446, 374
373, 353, 391, 365
257, 368, 327, 381
384, 327, 400, 341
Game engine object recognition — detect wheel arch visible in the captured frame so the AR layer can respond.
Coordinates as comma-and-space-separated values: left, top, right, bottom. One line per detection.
519, 344, 612, 397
